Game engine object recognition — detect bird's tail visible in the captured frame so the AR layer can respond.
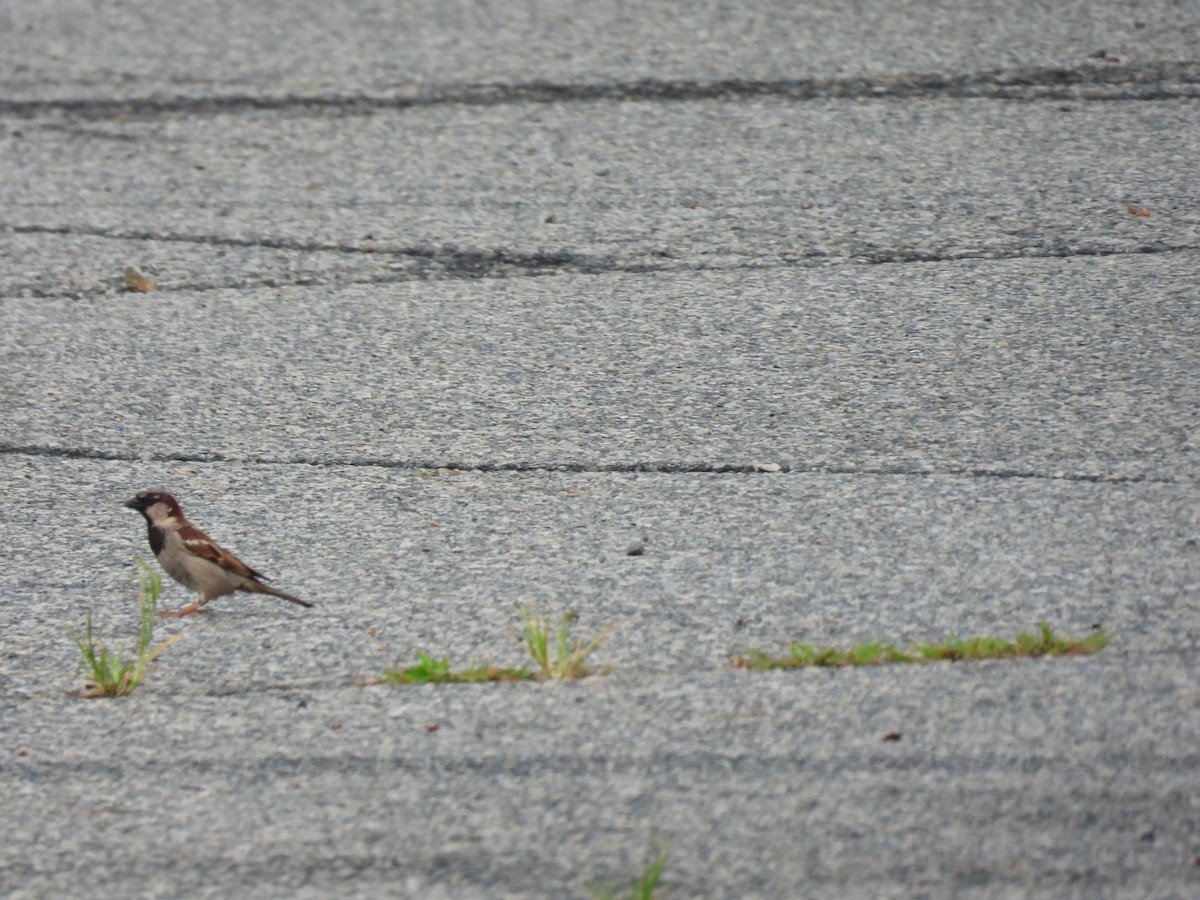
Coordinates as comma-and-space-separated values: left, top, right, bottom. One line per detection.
242, 580, 313, 608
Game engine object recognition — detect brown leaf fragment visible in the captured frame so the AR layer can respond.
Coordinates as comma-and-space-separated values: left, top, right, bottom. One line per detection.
1125, 204, 1150, 217
124, 266, 157, 293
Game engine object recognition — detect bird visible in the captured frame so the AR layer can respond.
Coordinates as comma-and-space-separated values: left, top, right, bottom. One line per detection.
123, 490, 313, 617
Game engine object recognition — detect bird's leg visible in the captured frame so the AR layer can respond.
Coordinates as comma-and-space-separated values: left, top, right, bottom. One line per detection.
157, 602, 210, 619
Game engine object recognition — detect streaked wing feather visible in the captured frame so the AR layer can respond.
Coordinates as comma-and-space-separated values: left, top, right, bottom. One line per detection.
180, 525, 266, 581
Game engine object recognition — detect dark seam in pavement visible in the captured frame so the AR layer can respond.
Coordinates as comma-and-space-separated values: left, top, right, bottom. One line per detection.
11, 747, 1200, 781
5, 222, 599, 268
0, 443, 1168, 484
2, 223, 1196, 299
1, 63, 1198, 118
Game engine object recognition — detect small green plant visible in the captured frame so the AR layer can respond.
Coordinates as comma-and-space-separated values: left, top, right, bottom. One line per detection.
738, 641, 913, 668
735, 622, 1109, 670
912, 622, 1109, 660
380, 651, 532, 684
72, 559, 184, 697
519, 607, 610, 680
589, 838, 671, 900
376, 607, 612, 686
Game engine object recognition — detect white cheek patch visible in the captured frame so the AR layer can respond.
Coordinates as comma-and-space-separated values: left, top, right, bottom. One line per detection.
147, 501, 179, 528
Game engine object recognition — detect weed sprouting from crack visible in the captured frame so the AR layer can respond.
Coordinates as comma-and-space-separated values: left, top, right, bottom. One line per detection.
380, 651, 532, 684
588, 835, 671, 900
734, 622, 1110, 670
72, 559, 184, 697
518, 606, 611, 680
376, 606, 612, 686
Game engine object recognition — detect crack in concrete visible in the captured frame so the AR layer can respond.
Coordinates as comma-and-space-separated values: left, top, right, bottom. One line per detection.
2, 222, 1196, 300
2, 63, 1198, 119
0, 442, 1168, 484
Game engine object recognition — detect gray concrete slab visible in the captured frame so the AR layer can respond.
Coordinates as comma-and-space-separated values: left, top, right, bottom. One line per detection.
2, 0, 1199, 897
1, 256, 1197, 479
2, 456, 1196, 688
1, 455, 1197, 896
1, 0, 1197, 102
3, 99, 1198, 283
2, 658, 1197, 899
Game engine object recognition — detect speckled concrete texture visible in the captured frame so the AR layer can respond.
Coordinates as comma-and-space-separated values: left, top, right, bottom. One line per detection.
1, 2, 1198, 897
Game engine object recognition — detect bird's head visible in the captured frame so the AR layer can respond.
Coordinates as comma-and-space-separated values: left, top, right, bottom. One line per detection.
124, 490, 184, 523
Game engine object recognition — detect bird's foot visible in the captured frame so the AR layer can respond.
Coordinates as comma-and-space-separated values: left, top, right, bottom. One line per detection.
157, 603, 209, 619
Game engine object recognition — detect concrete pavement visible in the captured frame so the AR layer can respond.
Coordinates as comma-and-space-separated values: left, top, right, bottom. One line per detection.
1, 2, 1198, 897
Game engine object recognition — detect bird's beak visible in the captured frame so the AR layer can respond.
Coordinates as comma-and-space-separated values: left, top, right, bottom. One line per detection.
123, 497, 140, 510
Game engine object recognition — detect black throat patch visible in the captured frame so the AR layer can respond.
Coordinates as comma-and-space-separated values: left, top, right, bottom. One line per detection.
147, 523, 165, 557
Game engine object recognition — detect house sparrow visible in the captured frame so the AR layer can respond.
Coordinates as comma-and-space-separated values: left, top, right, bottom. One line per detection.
124, 490, 312, 617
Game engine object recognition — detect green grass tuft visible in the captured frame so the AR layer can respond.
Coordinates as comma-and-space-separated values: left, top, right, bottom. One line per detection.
72, 559, 184, 697
519, 607, 610, 680
736, 622, 1109, 670
377, 607, 611, 686
588, 838, 670, 900
380, 651, 532, 684
913, 622, 1110, 661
